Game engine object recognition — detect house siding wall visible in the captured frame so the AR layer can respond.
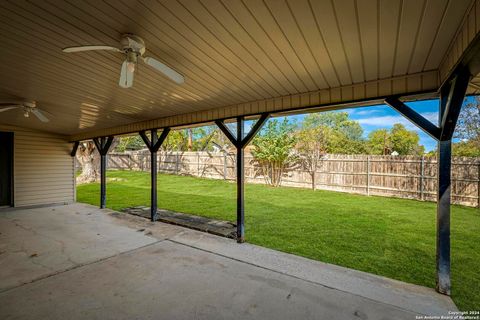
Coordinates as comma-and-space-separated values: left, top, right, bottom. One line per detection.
0, 125, 74, 207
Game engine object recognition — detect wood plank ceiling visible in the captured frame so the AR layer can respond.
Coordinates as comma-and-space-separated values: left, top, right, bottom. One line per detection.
0, 0, 475, 137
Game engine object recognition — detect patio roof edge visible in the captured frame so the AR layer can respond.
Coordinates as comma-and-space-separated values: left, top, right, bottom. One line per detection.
68, 71, 439, 142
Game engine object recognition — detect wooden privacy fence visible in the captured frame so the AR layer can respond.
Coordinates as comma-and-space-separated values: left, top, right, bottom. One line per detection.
107, 151, 480, 207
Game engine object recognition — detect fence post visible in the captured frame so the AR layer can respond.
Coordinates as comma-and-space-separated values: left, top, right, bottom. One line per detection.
366, 156, 370, 196
223, 152, 227, 180
174, 152, 178, 174
197, 153, 200, 177
420, 156, 425, 201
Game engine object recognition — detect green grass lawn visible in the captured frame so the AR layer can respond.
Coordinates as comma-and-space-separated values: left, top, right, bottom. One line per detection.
77, 170, 480, 310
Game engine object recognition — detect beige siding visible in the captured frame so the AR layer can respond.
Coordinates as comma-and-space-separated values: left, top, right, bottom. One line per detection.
0, 125, 74, 207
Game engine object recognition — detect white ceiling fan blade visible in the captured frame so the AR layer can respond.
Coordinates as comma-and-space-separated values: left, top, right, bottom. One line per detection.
30, 108, 50, 122
63, 45, 122, 53
119, 60, 134, 88
143, 57, 185, 84
0, 105, 20, 112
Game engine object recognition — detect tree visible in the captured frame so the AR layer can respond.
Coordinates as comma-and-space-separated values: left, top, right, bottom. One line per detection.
163, 130, 189, 151
455, 97, 480, 154
303, 112, 363, 141
162, 126, 224, 152
390, 124, 424, 155
115, 135, 145, 152
191, 126, 220, 151
251, 118, 297, 187
367, 124, 424, 155
302, 111, 366, 154
296, 126, 330, 190
367, 129, 391, 155
453, 140, 480, 157
76, 142, 99, 184
75, 139, 119, 184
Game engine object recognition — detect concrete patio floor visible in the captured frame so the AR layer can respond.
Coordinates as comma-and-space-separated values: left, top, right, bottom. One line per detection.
0, 203, 457, 319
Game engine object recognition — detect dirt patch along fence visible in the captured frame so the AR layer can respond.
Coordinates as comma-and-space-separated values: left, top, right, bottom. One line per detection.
106, 151, 480, 207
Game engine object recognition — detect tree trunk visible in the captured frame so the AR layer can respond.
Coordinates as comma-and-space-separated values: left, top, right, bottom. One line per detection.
76, 141, 100, 184
312, 171, 316, 190
75, 140, 118, 184
187, 128, 193, 151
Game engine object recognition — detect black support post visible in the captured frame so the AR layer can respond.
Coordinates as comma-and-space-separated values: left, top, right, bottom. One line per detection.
435, 70, 470, 295
215, 114, 269, 243
236, 117, 245, 242
151, 130, 158, 222
436, 138, 452, 294
384, 65, 470, 295
100, 144, 107, 208
93, 136, 114, 209
140, 128, 170, 221
432, 32, 479, 294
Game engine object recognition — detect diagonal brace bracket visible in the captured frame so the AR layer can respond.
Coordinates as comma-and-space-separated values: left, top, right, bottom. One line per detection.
439, 69, 471, 141
385, 97, 441, 141
215, 113, 270, 148
215, 120, 237, 147
70, 141, 79, 157
93, 136, 114, 156
140, 128, 171, 153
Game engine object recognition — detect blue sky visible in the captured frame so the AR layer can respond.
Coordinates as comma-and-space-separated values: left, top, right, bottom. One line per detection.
343, 99, 439, 151
245, 97, 476, 152
285, 99, 439, 151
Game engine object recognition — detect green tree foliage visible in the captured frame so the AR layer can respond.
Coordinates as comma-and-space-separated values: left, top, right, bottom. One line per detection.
114, 126, 227, 153
304, 112, 363, 139
454, 97, 480, 156
162, 126, 226, 152
163, 130, 188, 151
115, 135, 145, 152
390, 124, 424, 155
252, 118, 297, 187
367, 129, 390, 155
367, 124, 424, 155
296, 126, 330, 190
302, 112, 366, 154
453, 141, 480, 157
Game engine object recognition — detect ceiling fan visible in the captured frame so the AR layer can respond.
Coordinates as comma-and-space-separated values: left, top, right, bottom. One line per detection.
0, 101, 50, 122
62, 34, 185, 88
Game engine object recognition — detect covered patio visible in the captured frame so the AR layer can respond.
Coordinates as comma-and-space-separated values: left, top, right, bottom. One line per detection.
0, 203, 457, 319
1, 0, 480, 317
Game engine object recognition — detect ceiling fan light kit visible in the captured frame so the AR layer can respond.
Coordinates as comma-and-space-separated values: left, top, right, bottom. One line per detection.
62, 34, 185, 88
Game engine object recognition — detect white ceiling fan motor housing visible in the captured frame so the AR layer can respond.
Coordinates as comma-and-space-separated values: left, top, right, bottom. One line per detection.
120, 34, 146, 56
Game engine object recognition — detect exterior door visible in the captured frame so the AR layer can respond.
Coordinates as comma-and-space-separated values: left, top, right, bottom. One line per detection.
0, 132, 13, 206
